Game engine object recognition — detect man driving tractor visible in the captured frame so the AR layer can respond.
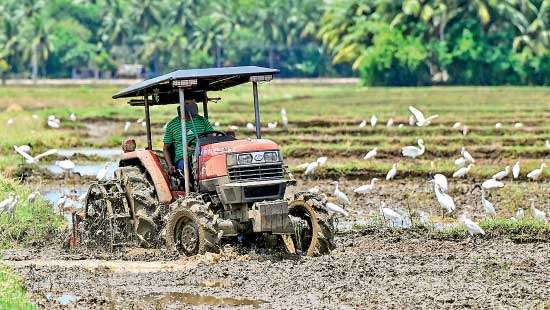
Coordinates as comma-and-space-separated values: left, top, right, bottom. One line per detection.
163, 102, 214, 175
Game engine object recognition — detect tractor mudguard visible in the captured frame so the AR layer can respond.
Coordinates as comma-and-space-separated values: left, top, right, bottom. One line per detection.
119, 150, 173, 203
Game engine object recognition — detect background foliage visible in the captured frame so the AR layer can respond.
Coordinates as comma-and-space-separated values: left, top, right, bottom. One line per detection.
0, 0, 548, 85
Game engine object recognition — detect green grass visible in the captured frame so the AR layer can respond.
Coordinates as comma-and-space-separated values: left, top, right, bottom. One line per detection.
0, 265, 35, 310
437, 218, 550, 241
0, 176, 64, 249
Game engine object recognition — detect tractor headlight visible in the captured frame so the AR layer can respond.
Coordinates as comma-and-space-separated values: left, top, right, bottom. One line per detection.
227, 154, 237, 166
237, 154, 253, 165
264, 151, 279, 163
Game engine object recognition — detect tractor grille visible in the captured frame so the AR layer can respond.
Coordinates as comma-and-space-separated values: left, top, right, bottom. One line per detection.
228, 163, 284, 182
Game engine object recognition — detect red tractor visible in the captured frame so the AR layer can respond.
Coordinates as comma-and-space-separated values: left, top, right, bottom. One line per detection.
76, 66, 335, 256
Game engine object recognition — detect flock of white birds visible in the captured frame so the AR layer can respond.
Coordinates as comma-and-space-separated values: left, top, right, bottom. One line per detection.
297, 105, 548, 236
2, 107, 548, 238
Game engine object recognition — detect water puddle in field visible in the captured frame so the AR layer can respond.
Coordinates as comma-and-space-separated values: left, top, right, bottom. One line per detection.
56, 148, 122, 159
46, 292, 79, 305
40, 186, 88, 223
45, 163, 117, 178
144, 292, 265, 308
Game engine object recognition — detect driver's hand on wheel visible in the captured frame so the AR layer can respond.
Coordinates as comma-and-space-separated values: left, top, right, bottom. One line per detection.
168, 165, 176, 175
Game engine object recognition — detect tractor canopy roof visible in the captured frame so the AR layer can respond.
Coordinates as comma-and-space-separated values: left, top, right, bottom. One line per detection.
113, 66, 279, 106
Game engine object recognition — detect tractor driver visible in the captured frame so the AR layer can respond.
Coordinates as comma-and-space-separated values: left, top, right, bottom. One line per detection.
163, 102, 214, 175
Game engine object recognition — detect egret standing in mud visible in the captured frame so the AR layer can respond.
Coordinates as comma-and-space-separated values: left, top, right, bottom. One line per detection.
304, 161, 318, 176
370, 115, 377, 127
481, 179, 504, 190
492, 166, 510, 180
531, 204, 546, 222
453, 164, 474, 178
56, 159, 76, 179
332, 181, 351, 206
401, 139, 425, 159
0, 193, 19, 218
527, 163, 545, 181
481, 191, 496, 218
363, 147, 377, 160
460, 214, 485, 236
434, 183, 455, 215
96, 162, 111, 181
433, 174, 448, 192
379, 203, 403, 228
386, 163, 397, 180
512, 161, 520, 179
353, 178, 379, 194
280, 108, 288, 128
324, 202, 349, 217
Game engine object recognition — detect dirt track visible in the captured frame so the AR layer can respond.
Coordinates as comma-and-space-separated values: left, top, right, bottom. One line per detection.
2, 230, 549, 309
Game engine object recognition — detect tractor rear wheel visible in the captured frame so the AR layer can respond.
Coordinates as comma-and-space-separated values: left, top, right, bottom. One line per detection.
165, 197, 220, 256
115, 166, 160, 246
289, 192, 335, 256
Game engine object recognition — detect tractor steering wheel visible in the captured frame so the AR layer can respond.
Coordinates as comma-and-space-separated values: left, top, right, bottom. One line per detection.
188, 130, 227, 146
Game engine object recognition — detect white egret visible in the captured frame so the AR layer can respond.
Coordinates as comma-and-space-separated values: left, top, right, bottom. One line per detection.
136, 118, 143, 123
324, 202, 349, 217
546, 140, 550, 149
481, 178, 504, 190
27, 191, 40, 204
461, 147, 475, 164
358, 120, 367, 128
462, 125, 469, 136
406, 116, 414, 127
14, 145, 31, 154
512, 161, 520, 179
460, 216, 485, 236
398, 124, 405, 129
214, 121, 221, 127
363, 147, 378, 160
316, 156, 328, 166
386, 163, 397, 180
418, 211, 430, 225
13, 146, 57, 164
47, 118, 60, 128
267, 122, 277, 129
280, 108, 288, 128
434, 183, 455, 214
354, 178, 379, 194
379, 203, 403, 227
304, 162, 318, 175
386, 118, 394, 127
140, 121, 146, 127
0, 193, 16, 213
495, 122, 502, 129
454, 157, 466, 168
32, 114, 39, 120
408, 106, 438, 127
332, 181, 351, 206
7, 119, 14, 125
56, 159, 76, 172
531, 205, 546, 222
294, 162, 309, 171
433, 174, 448, 192
452, 122, 461, 129
514, 122, 523, 128
526, 163, 545, 181
123, 121, 131, 132
229, 125, 239, 131
96, 162, 111, 181
370, 115, 377, 127
0, 194, 18, 218
481, 191, 496, 217
401, 138, 425, 159
69, 113, 77, 121
492, 166, 510, 180
453, 164, 474, 178
515, 208, 524, 220
246, 123, 255, 130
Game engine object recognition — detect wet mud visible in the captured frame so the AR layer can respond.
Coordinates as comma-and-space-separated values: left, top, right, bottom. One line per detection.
2, 231, 549, 309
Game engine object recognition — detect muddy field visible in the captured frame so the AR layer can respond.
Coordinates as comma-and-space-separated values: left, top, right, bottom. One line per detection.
2, 230, 549, 309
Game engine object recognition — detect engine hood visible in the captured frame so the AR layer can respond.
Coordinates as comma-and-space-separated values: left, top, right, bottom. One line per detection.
200, 139, 279, 156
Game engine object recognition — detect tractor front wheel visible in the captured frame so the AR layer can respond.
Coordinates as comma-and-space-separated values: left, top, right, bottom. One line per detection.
289, 192, 336, 256
164, 198, 220, 256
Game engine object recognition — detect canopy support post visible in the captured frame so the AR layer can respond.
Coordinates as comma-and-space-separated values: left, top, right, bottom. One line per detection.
202, 94, 209, 119
144, 92, 152, 150
252, 81, 261, 139
178, 88, 191, 194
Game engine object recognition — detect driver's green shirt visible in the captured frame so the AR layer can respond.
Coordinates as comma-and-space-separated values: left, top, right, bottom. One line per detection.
163, 115, 214, 162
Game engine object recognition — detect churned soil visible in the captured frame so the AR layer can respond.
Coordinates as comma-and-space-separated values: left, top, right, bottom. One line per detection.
2, 230, 549, 309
